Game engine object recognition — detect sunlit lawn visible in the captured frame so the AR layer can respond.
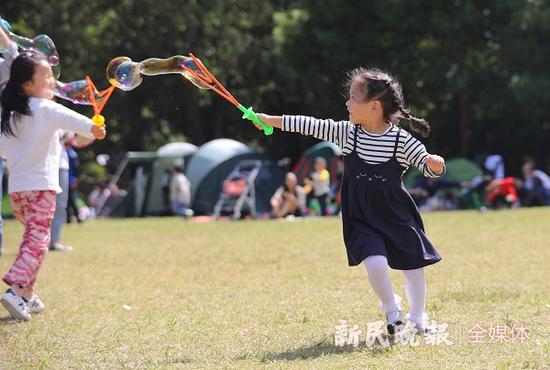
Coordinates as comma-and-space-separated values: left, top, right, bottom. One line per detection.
0, 208, 549, 369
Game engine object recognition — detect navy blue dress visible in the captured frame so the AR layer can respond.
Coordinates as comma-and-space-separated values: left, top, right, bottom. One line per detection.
340, 126, 442, 270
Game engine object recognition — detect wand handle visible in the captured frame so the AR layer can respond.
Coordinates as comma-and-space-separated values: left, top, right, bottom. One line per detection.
237, 104, 273, 136
92, 114, 105, 127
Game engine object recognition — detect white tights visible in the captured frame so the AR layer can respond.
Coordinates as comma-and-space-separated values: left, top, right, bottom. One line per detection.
363, 255, 426, 324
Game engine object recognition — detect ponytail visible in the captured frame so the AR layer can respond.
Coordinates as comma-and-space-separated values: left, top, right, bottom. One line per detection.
1, 80, 31, 137
399, 106, 430, 138
0, 51, 44, 137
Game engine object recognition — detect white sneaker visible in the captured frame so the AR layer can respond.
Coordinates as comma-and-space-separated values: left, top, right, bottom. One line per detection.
406, 313, 433, 335
386, 310, 405, 335
410, 323, 438, 336
27, 294, 45, 314
381, 294, 404, 335
0, 289, 31, 321
49, 242, 73, 252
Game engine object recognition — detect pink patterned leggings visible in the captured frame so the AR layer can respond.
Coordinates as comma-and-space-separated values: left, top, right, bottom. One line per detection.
3, 191, 57, 289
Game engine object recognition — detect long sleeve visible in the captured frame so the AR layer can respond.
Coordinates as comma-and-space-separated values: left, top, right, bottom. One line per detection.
400, 133, 444, 178
42, 100, 93, 138
0, 41, 18, 86
2, 40, 19, 63
281, 116, 444, 177
282, 115, 352, 149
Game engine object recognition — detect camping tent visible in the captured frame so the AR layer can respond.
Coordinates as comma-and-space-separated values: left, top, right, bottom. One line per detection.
145, 142, 198, 215
293, 141, 342, 185
109, 142, 197, 217
185, 138, 284, 215
156, 142, 197, 157
403, 157, 483, 188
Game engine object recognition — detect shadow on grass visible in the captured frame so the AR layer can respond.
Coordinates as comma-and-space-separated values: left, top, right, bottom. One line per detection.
0, 315, 20, 325
165, 357, 193, 365
254, 335, 395, 363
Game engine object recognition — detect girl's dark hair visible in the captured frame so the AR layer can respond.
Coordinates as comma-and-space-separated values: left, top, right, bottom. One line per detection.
1, 51, 45, 137
345, 67, 430, 138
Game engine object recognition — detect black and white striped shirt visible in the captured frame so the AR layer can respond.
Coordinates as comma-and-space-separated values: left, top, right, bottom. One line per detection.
282, 115, 441, 178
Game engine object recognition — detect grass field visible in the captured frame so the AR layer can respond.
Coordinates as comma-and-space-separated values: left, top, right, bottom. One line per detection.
0, 208, 549, 369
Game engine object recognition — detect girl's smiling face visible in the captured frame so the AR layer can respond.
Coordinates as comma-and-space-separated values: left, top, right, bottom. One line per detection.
22, 59, 55, 99
345, 79, 383, 125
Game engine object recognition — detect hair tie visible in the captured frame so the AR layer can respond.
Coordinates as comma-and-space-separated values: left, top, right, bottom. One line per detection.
399, 106, 410, 118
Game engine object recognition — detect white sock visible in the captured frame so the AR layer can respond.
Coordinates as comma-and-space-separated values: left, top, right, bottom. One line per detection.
363, 255, 400, 314
402, 268, 426, 325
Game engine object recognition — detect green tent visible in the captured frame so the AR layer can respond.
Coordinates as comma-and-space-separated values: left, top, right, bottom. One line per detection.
185, 139, 284, 215
146, 142, 198, 214
292, 141, 342, 185
108, 152, 157, 217
403, 158, 483, 188
109, 142, 197, 217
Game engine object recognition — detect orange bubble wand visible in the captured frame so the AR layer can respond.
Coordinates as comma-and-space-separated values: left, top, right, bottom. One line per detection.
85, 76, 115, 127
107, 54, 272, 135
179, 53, 273, 135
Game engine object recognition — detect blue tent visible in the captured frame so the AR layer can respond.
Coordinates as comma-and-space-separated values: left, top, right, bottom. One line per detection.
186, 139, 284, 215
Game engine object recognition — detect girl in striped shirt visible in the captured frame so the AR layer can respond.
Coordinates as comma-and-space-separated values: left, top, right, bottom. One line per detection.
256, 68, 445, 335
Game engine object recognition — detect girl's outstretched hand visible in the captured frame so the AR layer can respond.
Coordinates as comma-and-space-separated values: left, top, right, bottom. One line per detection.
255, 114, 283, 130
91, 124, 106, 140
426, 154, 445, 175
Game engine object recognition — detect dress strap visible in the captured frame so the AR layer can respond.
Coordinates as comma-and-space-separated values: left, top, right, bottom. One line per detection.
353, 125, 359, 152
393, 127, 401, 158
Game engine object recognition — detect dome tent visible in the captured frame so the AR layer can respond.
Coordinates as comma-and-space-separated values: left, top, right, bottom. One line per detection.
143, 142, 198, 215
186, 139, 284, 215
108, 142, 197, 217
157, 142, 198, 157
403, 157, 483, 188
292, 141, 342, 185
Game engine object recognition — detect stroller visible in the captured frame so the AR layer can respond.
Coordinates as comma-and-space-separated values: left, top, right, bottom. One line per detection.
213, 159, 262, 220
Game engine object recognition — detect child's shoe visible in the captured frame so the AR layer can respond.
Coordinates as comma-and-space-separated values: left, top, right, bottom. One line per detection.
386, 309, 405, 335
49, 242, 73, 252
382, 294, 404, 335
27, 294, 45, 314
0, 288, 31, 321
406, 313, 436, 335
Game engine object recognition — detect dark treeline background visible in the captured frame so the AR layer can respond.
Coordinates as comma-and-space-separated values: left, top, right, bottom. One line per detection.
3, 0, 550, 175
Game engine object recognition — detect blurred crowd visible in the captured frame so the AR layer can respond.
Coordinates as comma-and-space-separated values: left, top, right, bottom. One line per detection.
9, 149, 546, 225
270, 154, 550, 218
270, 156, 343, 218
408, 155, 550, 212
